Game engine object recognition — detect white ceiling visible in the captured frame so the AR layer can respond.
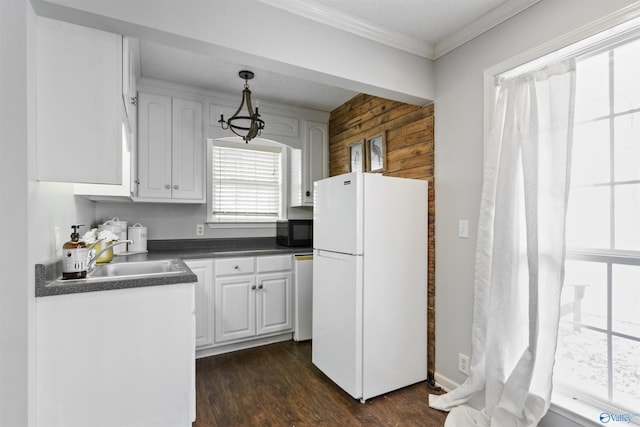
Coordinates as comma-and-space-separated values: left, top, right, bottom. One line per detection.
138, 0, 539, 112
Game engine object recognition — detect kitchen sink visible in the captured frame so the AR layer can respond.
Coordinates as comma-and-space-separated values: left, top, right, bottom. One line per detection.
55, 259, 187, 283
88, 260, 186, 278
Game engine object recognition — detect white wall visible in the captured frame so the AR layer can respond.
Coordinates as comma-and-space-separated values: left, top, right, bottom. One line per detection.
0, 1, 30, 424
0, 2, 95, 425
93, 202, 312, 240
433, 0, 638, 424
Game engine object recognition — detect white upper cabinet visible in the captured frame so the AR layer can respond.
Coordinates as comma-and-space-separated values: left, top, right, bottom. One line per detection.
137, 92, 205, 202
172, 98, 205, 201
137, 92, 172, 199
122, 37, 139, 132
290, 120, 328, 207
36, 17, 122, 185
74, 37, 139, 200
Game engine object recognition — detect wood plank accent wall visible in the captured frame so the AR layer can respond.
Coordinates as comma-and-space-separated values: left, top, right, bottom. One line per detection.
328, 93, 436, 378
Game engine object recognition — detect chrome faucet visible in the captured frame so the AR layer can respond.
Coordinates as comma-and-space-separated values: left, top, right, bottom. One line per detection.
87, 240, 133, 271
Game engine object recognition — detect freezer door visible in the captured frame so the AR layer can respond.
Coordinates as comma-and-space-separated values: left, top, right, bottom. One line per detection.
312, 249, 363, 399
313, 172, 363, 255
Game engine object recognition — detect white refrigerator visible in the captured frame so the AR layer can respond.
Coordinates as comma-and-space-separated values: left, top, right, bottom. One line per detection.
312, 172, 428, 402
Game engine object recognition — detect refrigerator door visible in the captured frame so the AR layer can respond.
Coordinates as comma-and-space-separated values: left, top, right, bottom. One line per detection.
313, 172, 363, 255
361, 173, 428, 400
312, 249, 363, 399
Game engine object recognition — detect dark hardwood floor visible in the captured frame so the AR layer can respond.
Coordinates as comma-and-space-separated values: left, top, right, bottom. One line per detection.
193, 340, 447, 426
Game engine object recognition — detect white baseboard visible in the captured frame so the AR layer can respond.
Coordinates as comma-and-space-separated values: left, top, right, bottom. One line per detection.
196, 333, 293, 359
434, 372, 461, 393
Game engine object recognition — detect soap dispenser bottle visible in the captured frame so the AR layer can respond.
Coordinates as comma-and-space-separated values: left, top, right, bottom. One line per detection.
62, 224, 89, 279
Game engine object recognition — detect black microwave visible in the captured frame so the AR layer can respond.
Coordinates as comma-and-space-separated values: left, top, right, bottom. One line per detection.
276, 220, 313, 247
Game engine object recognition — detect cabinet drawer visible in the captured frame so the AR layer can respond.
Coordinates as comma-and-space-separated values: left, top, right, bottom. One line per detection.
257, 255, 292, 273
215, 257, 255, 276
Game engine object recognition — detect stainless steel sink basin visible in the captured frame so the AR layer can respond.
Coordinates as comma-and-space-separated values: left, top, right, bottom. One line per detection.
88, 260, 186, 279
55, 259, 187, 283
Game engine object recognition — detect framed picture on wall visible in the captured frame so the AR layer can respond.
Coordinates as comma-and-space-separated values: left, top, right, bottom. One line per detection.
348, 140, 365, 173
366, 132, 386, 173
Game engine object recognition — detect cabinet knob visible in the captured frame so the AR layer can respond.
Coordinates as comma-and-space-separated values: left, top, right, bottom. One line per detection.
234, 265, 239, 270
258, 283, 263, 290
173, 185, 179, 190
306, 190, 311, 197
251, 285, 256, 290
165, 185, 170, 189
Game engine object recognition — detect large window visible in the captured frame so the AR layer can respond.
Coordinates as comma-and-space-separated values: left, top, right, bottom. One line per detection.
553, 34, 640, 415
207, 139, 285, 223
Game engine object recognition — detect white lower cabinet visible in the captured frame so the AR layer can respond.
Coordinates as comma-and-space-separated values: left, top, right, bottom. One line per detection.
185, 259, 214, 348
214, 274, 257, 342
212, 255, 293, 346
36, 284, 196, 427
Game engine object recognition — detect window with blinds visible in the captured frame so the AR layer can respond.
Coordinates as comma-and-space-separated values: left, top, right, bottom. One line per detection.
210, 141, 283, 222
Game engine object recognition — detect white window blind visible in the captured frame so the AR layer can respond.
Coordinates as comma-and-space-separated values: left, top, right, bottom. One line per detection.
211, 142, 282, 222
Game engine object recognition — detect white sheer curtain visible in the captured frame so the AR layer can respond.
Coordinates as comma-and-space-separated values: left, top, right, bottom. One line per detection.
430, 59, 576, 427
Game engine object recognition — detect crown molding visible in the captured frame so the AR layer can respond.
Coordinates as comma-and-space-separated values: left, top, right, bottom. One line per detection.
256, 0, 539, 60
485, 1, 640, 79
256, 0, 435, 59
434, 0, 541, 58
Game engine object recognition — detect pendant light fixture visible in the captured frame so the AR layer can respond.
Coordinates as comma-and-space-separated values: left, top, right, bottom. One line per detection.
218, 70, 265, 143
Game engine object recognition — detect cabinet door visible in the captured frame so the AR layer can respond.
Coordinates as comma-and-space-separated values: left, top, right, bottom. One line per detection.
172, 98, 204, 201
137, 92, 172, 199
185, 259, 214, 349
36, 17, 122, 184
256, 272, 293, 335
214, 275, 256, 343
305, 120, 328, 204
122, 37, 138, 132
290, 120, 328, 207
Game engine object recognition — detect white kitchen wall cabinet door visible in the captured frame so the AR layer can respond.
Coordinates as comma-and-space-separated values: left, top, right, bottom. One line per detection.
36, 17, 122, 184
137, 92, 204, 202
138, 92, 172, 199
122, 37, 139, 132
36, 284, 196, 427
256, 272, 293, 335
185, 259, 214, 349
290, 120, 328, 207
171, 98, 205, 201
73, 37, 139, 201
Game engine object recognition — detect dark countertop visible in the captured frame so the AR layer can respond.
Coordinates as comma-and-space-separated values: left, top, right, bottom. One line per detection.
36, 237, 313, 298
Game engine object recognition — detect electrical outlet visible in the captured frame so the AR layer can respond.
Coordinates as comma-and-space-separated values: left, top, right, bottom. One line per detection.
458, 220, 469, 238
458, 353, 470, 375
196, 224, 205, 236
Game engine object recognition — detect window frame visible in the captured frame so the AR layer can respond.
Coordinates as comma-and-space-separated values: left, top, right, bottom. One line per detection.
484, 9, 640, 424
206, 137, 288, 227
554, 40, 640, 416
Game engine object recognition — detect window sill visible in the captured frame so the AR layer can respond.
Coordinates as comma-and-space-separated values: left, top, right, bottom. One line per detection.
548, 390, 640, 426
548, 391, 604, 426
206, 222, 277, 230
